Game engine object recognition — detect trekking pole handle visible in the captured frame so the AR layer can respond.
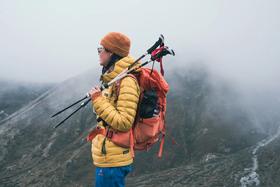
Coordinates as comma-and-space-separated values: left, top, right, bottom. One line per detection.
147, 34, 164, 54
151, 46, 175, 61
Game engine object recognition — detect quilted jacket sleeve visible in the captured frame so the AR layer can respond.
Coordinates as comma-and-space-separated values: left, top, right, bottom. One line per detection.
92, 76, 140, 132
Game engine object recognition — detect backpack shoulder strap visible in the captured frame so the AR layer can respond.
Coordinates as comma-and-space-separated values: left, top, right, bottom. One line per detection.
115, 73, 138, 98
114, 73, 138, 159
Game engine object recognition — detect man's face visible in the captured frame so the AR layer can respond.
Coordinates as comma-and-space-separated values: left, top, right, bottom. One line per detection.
97, 46, 112, 66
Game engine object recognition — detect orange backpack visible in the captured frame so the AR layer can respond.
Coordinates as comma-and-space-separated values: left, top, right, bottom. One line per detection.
87, 67, 169, 158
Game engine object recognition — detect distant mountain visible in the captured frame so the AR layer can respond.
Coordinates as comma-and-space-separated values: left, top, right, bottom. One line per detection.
0, 66, 278, 187
0, 80, 54, 121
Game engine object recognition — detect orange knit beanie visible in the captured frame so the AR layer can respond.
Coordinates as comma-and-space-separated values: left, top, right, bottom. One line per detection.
100, 32, 131, 57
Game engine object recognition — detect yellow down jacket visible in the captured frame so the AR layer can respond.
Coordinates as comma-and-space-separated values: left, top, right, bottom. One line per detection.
91, 56, 140, 167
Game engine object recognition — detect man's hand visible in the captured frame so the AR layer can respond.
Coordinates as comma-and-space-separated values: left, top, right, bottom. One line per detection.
89, 86, 102, 101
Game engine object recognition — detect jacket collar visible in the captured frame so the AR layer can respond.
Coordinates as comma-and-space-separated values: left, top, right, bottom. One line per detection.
100, 55, 140, 83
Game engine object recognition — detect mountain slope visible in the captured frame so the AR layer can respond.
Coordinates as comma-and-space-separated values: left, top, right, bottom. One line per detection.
0, 80, 54, 121
0, 66, 270, 186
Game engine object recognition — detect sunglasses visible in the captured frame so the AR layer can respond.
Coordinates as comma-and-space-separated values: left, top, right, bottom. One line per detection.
97, 46, 111, 54
97, 47, 104, 54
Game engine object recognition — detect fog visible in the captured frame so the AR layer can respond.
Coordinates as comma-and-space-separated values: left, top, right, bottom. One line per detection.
1, 1, 280, 185
0, 0, 279, 94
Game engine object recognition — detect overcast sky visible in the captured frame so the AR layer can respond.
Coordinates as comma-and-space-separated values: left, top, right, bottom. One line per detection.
0, 0, 279, 93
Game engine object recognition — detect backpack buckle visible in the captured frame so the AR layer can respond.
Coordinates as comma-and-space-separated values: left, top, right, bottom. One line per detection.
107, 129, 114, 139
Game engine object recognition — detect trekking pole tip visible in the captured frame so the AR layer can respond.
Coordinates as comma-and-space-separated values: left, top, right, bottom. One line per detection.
53, 124, 60, 129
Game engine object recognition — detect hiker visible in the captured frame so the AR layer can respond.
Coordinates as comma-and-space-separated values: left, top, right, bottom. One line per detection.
89, 32, 140, 187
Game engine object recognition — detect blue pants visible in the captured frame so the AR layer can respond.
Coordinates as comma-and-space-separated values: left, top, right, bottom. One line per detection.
94, 164, 133, 187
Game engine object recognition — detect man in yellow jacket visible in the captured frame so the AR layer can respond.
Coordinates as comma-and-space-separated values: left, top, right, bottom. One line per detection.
89, 32, 140, 187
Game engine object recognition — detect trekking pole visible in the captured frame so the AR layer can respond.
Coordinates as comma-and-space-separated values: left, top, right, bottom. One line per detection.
53, 98, 92, 128
52, 35, 165, 127
51, 35, 164, 118
128, 34, 164, 69
53, 46, 175, 129
103, 46, 175, 89
51, 96, 88, 118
